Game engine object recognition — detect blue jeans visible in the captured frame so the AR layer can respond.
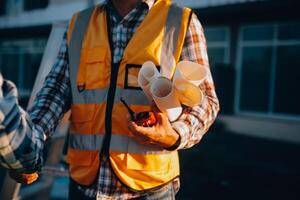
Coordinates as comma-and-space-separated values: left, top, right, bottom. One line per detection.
133, 182, 176, 200
69, 179, 176, 200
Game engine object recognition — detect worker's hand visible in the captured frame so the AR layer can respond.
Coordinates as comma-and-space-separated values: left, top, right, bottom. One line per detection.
127, 103, 180, 149
9, 171, 39, 185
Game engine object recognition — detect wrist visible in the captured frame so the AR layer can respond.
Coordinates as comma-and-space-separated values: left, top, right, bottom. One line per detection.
163, 129, 181, 150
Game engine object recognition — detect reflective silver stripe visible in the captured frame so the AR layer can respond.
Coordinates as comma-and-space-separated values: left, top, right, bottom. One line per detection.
165, 3, 183, 55
72, 88, 108, 104
69, 133, 169, 154
68, 7, 95, 104
115, 88, 149, 105
110, 134, 169, 155
72, 88, 149, 105
69, 133, 104, 151
160, 4, 184, 76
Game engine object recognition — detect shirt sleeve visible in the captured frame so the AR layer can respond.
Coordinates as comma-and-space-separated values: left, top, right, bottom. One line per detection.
0, 28, 71, 173
28, 28, 71, 138
171, 13, 220, 150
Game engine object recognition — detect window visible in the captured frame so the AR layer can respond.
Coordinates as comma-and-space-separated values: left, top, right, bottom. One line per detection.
205, 27, 234, 114
274, 45, 300, 115
0, 38, 47, 103
0, 0, 5, 15
239, 46, 272, 112
205, 27, 230, 68
24, 0, 49, 11
237, 23, 300, 117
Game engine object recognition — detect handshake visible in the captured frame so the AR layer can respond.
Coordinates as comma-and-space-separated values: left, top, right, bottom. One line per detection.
0, 74, 39, 184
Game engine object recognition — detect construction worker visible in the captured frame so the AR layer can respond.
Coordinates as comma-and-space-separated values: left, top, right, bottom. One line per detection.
0, 0, 219, 199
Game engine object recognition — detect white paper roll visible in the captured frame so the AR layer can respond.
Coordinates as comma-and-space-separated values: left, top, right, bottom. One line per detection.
138, 61, 160, 100
137, 74, 153, 100
140, 61, 160, 82
174, 79, 204, 107
173, 61, 208, 86
173, 61, 207, 106
150, 77, 182, 122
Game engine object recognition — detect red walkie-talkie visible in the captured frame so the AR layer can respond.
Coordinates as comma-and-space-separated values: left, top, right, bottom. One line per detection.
120, 98, 157, 127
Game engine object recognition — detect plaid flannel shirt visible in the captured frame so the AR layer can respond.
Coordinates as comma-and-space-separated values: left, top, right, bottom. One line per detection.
0, 0, 219, 199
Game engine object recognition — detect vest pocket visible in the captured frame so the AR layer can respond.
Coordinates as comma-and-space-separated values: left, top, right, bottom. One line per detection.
67, 149, 100, 186
126, 152, 171, 171
71, 104, 95, 122
126, 139, 171, 171
125, 64, 143, 89
67, 148, 94, 166
78, 47, 109, 90
70, 104, 96, 134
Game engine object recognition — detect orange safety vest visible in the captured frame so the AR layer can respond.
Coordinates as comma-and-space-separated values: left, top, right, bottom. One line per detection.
66, 0, 192, 191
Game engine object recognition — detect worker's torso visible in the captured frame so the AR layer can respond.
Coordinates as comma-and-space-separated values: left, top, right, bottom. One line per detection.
66, 0, 192, 191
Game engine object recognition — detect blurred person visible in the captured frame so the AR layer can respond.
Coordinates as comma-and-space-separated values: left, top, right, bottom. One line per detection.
0, 0, 219, 199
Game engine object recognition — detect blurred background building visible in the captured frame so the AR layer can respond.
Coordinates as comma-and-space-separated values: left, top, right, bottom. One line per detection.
0, 0, 299, 199
187, 0, 300, 143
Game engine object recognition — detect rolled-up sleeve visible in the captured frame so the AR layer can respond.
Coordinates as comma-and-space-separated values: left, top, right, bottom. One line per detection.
171, 13, 220, 150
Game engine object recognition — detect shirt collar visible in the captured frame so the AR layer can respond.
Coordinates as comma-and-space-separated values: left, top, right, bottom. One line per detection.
104, 0, 155, 10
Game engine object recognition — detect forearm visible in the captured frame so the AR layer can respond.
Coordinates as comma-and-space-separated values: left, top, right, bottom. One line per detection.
171, 79, 220, 149
171, 13, 220, 150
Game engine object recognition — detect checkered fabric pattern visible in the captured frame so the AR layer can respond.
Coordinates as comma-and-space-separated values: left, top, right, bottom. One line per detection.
0, 78, 44, 173
0, 0, 219, 199
107, 1, 154, 64
174, 13, 220, 149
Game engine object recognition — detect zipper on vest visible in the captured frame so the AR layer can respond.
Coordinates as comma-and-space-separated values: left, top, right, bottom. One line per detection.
101, 8, 119, 156
101, 62, 120, 156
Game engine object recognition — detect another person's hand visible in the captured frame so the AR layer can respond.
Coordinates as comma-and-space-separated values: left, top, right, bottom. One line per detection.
127, 103, 180, 149
0, 74, 42, 184
0, 73, 19, 124
9, 171, 39, 185
1, 74, 38, 184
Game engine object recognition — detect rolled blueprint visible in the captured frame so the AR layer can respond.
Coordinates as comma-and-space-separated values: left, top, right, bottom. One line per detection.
173, 61, 208, 86
173, 61, 207, 106
138, 61, 160, 100
150, 77, 182, 122
173, 78, 203, 107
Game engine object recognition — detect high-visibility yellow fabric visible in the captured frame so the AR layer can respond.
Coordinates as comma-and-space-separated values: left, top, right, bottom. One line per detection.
66, 0, 192, 190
